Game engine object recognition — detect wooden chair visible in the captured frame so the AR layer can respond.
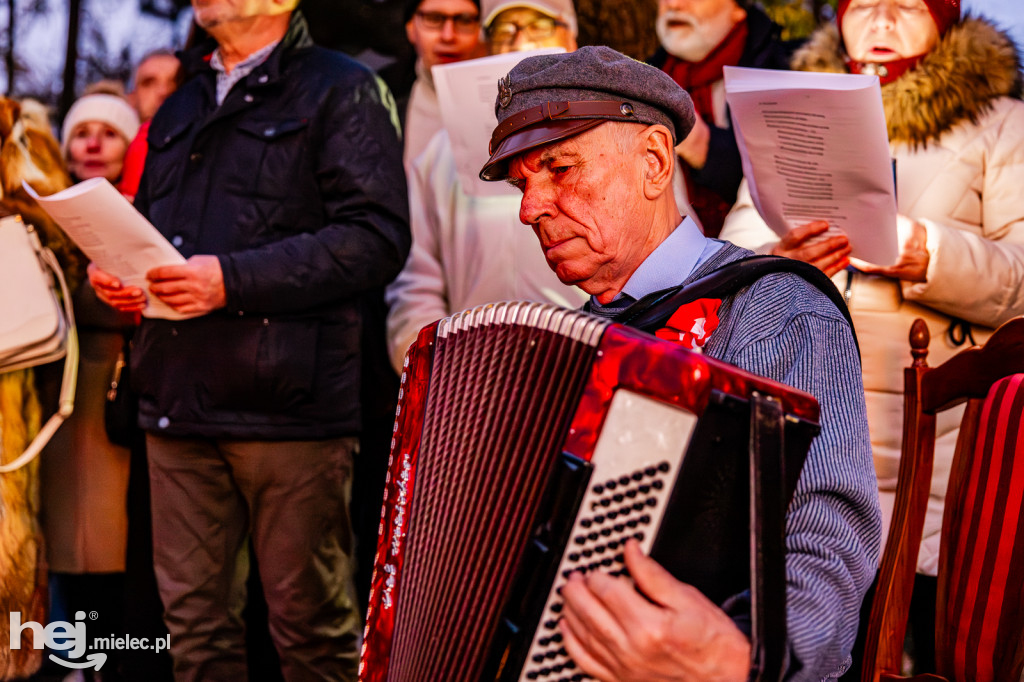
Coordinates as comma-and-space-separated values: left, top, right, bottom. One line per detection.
862, 317, 1024, 682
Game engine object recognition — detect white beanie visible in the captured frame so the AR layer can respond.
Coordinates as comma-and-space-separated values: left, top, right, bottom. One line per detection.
61, 94, 140, 155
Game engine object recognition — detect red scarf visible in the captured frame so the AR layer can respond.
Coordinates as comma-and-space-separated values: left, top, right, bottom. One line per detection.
660, 21, 748, 238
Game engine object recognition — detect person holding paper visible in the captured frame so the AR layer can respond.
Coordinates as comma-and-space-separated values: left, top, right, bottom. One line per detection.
86, 0, 410, 679
720, 0, 1024, 667
385, 0, 586, 372
35, 91, 141, 674
649, 0, 796, 238
403, 0, 485, 167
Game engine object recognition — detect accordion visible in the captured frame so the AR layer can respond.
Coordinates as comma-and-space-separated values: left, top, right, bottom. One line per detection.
360, 302, 821, 682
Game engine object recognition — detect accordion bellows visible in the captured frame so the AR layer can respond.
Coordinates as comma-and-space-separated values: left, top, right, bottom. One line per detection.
360, 302, 820, 682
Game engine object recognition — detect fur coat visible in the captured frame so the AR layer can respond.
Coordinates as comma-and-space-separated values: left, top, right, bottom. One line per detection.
720, 16, 1024, 575
0, 97, 80, 680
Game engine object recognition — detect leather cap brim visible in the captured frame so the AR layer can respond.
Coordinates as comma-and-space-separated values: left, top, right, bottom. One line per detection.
479, 117, 606, 182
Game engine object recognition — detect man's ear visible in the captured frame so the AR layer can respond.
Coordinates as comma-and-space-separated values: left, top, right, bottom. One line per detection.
642, 124, 675, 200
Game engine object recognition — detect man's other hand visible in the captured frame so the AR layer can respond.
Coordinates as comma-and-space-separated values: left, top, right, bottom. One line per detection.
88, 263, 147, 313
559, 540, 751, 682
771, 221, 851, 277
147, 255, 227, 316
675, 115, 711, 170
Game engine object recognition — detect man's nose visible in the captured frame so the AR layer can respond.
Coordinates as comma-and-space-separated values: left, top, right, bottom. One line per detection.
518, 180, 556, 226
440, 17, 457, 40
660, 0, 690, 13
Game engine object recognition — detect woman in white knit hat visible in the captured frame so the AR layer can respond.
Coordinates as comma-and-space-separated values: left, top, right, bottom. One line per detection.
40, 91, 141, 674
61, 92, 139, 184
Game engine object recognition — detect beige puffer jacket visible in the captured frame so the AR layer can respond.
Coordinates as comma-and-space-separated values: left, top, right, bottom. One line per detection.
720, 16, 1024, 575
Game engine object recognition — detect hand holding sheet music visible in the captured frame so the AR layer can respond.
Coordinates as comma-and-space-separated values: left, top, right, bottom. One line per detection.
23, 177, 192, 320
723, 66, 899, 266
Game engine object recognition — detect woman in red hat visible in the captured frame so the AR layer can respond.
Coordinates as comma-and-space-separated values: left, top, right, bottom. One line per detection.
721, 0, 1024, 671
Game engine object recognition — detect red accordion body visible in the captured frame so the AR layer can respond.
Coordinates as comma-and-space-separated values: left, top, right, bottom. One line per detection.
360, 302, 819, 682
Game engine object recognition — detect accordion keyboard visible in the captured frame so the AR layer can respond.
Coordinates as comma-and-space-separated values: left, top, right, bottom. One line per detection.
519, 390, 698, 682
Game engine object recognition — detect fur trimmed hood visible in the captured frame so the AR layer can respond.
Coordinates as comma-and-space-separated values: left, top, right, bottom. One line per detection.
791, 16, 1023, 147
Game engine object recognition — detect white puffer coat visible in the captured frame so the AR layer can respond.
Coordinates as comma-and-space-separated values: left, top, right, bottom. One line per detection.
720, 16, 1024, 575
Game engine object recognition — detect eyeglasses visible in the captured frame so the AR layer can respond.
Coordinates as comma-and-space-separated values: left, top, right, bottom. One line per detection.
486, 16, 566, 46
415, 11, 481, 33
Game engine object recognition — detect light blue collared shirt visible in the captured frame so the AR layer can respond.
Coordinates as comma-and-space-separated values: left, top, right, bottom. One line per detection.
590, 217, 725, 310
209, 40, 280, 106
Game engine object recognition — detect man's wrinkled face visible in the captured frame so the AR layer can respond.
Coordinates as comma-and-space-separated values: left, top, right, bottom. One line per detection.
506, 123, 653, 303
841, 0, 940, 62
406, 0, 483, 73
191, 0, 289, 29
656, 0, 746, 62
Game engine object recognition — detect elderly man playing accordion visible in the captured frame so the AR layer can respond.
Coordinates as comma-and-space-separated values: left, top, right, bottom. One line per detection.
478, 46, 881, 682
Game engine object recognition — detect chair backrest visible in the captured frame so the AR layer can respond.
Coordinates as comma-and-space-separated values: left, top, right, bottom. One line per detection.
863, 317, 1024, 682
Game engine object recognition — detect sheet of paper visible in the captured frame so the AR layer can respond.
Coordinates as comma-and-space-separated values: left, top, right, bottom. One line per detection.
23, 177, 191, 320
432, 47, 565, 197
724, 66, 898, 266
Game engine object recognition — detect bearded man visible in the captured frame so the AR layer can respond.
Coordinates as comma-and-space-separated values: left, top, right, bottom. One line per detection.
649, 0, 794, 237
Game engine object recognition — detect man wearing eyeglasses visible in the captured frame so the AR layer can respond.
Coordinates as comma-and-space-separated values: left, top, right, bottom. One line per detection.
404, 0, 485, 165
386, 0, 586, 372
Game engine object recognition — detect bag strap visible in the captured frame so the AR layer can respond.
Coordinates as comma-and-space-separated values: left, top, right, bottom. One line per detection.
615, 255, 858, 355
0, 231, 78, 474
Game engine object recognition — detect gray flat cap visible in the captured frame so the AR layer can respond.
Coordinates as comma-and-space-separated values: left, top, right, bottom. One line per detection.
480, 45, 696, 181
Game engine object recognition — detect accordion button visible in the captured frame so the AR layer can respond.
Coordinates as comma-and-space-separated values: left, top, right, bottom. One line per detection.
618, 476, 630, 486
644, 467, 657, 477
587, 532, 598, 541
594, 515, 605, 524
640, 514, 651, 524
601, 558, 613, 567
592, 484, 604, 494
573, 536, 585, 545
614, 553, 625, 563
581, 549, 592, 558
613, 494, 624, 503
632, 471, 644, 481
626, 489, 637, 499
527, 673, 539, 680
600, 528, 612, 537
594, 545, 605, 554
568, 553, 580, 562
580, 519, 592, 528
551, 633, 563, 643
550, 602, 563, 613
544, 619, 558, 629
639, 484, 651, 494
658, 461, 670, 472
533, 654, 545, 663
605, 479, 616, 490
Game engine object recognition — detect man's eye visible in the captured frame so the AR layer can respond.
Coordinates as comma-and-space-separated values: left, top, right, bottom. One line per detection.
552, 166, 570, 175
506, 177, 525, 192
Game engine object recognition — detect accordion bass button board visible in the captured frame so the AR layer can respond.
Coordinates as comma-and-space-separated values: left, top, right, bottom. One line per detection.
359, 301, 820, 682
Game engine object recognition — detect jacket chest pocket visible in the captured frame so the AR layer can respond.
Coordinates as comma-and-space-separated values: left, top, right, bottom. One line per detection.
145, 121, 194, 202
233, 117, 312, 200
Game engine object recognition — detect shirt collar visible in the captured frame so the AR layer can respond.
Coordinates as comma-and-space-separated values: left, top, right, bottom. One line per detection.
619, 216, 715, 300
209, 39, 280, 78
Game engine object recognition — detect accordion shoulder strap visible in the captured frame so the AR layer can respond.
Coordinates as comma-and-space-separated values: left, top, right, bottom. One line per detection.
615, 255, 859, 356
